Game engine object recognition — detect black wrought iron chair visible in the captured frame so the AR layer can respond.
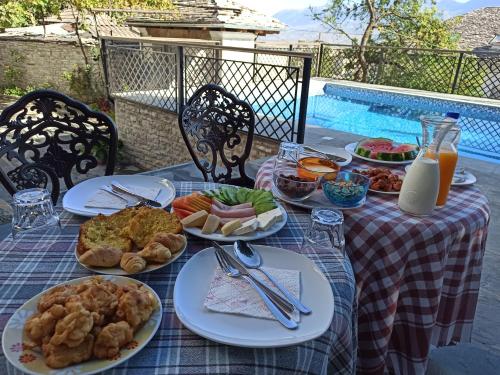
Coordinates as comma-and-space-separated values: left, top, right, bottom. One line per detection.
178, 84, 255, 188
0, 90, 118, 203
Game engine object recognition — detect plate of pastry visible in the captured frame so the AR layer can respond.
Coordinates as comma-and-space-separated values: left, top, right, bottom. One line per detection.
75, 206, 186, 275
2, 275, 162, 375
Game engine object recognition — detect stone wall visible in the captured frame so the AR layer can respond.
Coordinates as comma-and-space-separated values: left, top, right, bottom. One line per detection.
0, 36, 104, 100
115, 97, 279, 171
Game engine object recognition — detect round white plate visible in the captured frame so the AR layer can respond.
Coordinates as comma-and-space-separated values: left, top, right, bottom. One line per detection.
63, 175, 176, 217
2, 275, 162, 375
75, 239, 187, 275
345, 142, 414, 165
404, 165, 476, 186
174, 245, 334, 348
272, 185, 365, 210
181, 204, 287, 242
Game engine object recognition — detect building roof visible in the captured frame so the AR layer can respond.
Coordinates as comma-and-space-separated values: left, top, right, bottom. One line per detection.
123, 0, 285, 34
453, 7, 500, 50
45, 8, 141, 38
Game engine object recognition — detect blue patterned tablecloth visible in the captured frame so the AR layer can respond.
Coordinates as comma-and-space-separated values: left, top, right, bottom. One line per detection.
0, 181, 357, 375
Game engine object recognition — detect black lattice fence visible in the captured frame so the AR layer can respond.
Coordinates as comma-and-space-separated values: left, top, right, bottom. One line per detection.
316, 44, 500, 99
185, 55, 300, 141
102, 38, 312, 143
106, 44, 177, 110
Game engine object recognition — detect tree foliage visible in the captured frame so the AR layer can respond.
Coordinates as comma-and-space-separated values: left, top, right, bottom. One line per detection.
312, 0, 460, 81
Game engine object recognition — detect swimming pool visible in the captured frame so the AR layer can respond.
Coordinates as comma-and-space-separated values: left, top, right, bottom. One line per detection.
303, 83, 500, 163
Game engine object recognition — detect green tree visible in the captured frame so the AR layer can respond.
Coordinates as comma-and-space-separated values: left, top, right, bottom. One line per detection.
312, 0, 459, 81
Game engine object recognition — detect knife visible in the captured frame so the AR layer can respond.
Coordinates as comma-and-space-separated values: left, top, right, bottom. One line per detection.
111, 181, 162, 207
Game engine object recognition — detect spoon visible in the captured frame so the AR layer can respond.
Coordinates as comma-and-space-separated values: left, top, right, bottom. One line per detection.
234, 240, 312, 314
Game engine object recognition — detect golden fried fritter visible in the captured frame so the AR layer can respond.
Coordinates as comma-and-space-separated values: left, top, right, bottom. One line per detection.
43, 334, 94, 369
37, 285, 77, 312
24, 304, 66, 347
50, 301, 96, 348
93, 321, 133, 359
115, 284, 158, 330
126, 207, 182, 248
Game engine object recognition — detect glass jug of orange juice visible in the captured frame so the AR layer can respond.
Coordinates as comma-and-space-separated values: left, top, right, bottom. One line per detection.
426, 113, 460, 207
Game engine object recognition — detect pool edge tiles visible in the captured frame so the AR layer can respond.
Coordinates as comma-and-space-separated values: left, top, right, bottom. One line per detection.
323, 83, 500, 122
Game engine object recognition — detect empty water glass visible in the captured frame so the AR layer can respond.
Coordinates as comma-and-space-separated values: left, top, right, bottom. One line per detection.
301, 208, 345, 256
11, 188, 60, 242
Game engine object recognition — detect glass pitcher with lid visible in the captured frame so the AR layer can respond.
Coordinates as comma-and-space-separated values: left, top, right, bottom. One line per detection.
398, 115, 458, 216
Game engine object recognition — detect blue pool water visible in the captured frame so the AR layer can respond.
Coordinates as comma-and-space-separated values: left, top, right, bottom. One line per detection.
304, 85, 500, 163
258, 84, 500, 163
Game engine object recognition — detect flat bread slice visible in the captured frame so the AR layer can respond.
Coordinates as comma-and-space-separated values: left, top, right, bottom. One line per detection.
126, 207, 182, 248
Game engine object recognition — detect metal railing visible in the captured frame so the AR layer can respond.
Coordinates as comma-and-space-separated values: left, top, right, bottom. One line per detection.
101, 36, 313, 143
314, 44, 500, 99
255, 41, 500, 100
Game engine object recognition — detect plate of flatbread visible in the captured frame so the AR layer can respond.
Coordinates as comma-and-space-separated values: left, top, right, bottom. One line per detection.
75, 206, 187, 275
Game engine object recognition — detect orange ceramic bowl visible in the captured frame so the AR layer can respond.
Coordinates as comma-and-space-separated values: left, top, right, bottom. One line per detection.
297, 156, 340, 180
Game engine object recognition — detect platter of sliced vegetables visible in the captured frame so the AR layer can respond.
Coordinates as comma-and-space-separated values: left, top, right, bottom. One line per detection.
171, 187, 287, 242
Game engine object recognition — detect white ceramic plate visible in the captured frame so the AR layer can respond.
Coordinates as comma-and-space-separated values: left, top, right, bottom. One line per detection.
271, 185, 365, 210
181, 204, 287, 242
174, 245, 334, 348
345, 142, 414, 165
75, 239, 187, 275
2, 275, 162, 375
63, 175, 176, 217
302, 144, 352, 166
404, 165, 476, 186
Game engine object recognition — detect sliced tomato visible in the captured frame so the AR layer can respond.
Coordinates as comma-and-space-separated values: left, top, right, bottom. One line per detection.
173, 208, 193, 219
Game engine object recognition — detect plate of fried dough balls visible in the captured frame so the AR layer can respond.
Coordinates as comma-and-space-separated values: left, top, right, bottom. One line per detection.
75, 207, 187, 275
1, 276, 162, 375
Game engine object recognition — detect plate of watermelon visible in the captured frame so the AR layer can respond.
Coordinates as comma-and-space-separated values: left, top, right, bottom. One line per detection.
345, 138, 419, 165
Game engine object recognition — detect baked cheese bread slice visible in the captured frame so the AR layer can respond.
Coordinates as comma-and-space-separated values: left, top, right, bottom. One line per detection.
77, 207, 139, 255
126, 207, 183, 248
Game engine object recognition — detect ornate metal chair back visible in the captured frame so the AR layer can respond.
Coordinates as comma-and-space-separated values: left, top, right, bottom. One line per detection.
179, 84, 255, 188
0, 90, 118, 203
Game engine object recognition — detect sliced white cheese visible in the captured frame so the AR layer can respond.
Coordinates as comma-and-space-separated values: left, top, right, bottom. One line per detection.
257, 214, 277, 231
233, 218, 258, 236
221, 219, 241, 236
259, 207, 283, 222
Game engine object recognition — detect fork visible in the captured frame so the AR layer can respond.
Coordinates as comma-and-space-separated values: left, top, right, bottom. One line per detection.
100, 186, 146, 208
214, 247, 298, 329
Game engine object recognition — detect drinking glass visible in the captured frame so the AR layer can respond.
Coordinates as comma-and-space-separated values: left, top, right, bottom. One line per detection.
11, 188, 61, 248
301, 208, 345, 256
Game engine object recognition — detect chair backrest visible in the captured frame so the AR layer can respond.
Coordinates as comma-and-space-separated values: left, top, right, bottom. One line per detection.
0, 90, 118, 203
179, 84, 255, 188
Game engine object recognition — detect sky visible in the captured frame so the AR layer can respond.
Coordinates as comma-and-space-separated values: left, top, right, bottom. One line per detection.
237, 0, 472, 16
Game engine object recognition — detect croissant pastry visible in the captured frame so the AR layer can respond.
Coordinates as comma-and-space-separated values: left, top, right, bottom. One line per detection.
79, 246, 122, 267
151, 233, 186, 254
137, 242, 171, 263
120, 253, 146, 273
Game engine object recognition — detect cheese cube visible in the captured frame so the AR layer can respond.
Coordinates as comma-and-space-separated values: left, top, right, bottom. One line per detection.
260, 208, 283, 222
233, 218, 258, 236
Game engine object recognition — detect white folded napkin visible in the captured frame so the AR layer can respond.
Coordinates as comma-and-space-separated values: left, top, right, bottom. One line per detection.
85, 185, 161, 209
204, 265, 301, 322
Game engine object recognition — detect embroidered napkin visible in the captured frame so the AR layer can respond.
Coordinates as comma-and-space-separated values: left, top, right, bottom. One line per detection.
85, 185, 161, 209
204, 266, 301, 322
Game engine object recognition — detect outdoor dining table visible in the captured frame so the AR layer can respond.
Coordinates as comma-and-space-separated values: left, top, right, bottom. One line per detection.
256, 157, 490, 374
0, 181, 357, 375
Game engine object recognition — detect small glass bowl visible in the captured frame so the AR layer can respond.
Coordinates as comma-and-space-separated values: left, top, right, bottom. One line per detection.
321, 171, 369, 208
273, 169, 319, 201
297, 156, 340, 181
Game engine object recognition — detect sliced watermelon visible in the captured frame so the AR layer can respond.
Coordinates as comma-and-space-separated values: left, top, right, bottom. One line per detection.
355, 138, 418, 161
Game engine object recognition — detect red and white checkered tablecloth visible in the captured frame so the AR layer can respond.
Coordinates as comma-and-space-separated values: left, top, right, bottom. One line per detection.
256, 157, 490, 375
